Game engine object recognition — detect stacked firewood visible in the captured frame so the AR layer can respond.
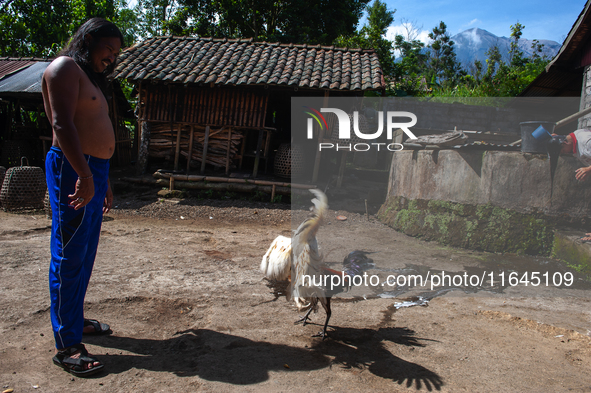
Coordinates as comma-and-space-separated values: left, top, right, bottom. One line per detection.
149, 123, 243, 168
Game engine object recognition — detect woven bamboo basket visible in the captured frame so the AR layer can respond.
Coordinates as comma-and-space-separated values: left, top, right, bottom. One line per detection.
274, 143, 306, 178
0, 157, 46, 211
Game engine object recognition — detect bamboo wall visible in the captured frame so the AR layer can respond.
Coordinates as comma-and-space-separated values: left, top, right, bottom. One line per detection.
141, 84, 268, 127
138, 84, 269, 171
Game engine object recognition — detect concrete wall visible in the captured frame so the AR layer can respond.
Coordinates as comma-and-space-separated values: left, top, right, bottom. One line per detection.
387, 150, 591, 219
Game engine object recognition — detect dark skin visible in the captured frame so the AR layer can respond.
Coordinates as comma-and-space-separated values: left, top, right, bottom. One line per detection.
42, 34, 121, 370
42, 36, 121, 212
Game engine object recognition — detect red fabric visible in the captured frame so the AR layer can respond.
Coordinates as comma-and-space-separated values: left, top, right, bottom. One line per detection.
570, 132, 578, 154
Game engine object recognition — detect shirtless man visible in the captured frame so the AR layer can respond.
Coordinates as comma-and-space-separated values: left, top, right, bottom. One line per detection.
42, 18, 123, 377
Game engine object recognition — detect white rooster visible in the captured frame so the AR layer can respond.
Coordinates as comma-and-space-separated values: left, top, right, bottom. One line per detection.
260, 189, 373, 338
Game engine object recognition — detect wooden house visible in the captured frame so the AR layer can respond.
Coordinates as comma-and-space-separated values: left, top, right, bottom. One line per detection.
111, 37, 385, 179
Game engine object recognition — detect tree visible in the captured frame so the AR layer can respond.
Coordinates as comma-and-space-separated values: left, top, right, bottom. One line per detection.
391, 20, 428, 95
0, 0, 134, 57
0, 0, 74, 57
508, 22, 525, 67
334, 0, 395, 75
426, 21, 462, 88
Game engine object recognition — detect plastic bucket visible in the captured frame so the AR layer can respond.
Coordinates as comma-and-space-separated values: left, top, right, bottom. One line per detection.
520, 121, 555, 153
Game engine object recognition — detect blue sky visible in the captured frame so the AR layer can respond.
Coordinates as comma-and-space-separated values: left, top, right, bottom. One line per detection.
379, 0, 588, 44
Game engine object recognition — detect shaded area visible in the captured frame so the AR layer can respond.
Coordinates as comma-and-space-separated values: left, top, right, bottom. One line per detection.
86, 328, 443, 390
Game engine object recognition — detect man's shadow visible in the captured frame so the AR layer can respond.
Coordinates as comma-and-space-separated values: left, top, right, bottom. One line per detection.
86, 327, 443, 390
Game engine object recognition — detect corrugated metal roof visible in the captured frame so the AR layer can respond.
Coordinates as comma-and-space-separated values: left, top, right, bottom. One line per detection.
0, 62, 50, 96
0, 58, 52, 80
112, 36, 385, 91
0, 60, 35, 80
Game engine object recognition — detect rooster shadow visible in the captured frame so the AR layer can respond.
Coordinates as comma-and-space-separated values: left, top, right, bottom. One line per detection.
85, 326, 443, 390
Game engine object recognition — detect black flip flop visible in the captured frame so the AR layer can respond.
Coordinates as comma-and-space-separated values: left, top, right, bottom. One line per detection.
53, 343, 104, 377
83, 319, 112, 335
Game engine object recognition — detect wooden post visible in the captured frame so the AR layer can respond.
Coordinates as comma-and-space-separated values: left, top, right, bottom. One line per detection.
253, 128, 264, 178
169, 176, 175, 191
337, 151, 347, 188
263, 128, 272, 173
136, 120, 151, 175
186, 125, 194, 172
174, 124, 182, 171
312, 91, 330, 182
271, 184, 276, 202
239, 130, 247, 169
201, 125, 210, 174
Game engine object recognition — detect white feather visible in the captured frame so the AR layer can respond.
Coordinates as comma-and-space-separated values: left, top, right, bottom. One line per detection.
260, 235, 292, 281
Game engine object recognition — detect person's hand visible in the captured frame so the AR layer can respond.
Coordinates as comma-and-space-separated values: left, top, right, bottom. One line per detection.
575, 166, 591, 181
68, 175, 94, 210
103, 181, 113, 214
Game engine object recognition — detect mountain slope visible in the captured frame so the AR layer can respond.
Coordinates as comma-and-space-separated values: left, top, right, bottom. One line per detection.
451, 28, 561, 70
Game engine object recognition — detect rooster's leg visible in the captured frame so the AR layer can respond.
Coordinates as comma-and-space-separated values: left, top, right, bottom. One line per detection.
312, 297, 331, 340
295, 307, 314, 326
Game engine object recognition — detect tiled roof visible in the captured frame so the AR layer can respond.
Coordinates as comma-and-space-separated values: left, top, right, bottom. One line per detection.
113, 37, 385, 91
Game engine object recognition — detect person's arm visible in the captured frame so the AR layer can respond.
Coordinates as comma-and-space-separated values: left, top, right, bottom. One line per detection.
575, 165, 591, 181
103, 179, 113, 214
43, 58, 94, 210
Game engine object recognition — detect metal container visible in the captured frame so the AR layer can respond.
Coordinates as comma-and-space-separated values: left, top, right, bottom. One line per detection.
520, 121, 555, 153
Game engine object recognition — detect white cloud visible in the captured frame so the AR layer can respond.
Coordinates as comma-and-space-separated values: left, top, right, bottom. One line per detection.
385, 23, 431, 45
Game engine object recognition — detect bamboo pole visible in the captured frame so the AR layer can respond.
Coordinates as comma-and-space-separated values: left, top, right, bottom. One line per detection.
152, 171, 315, 189
337, 150, 347, 188
174, 123, 182, 170
253, 128, 264, 178
186, 125, 194, 172
201, 125, 210, 174
312, 90, 330, 182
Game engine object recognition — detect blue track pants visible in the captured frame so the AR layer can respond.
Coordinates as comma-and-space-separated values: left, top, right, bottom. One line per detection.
45, 147, 109, 349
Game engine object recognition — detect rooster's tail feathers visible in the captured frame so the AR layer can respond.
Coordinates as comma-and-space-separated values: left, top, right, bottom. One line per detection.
294, 189, 327, 239
310, 189, 327, 222
260, 235, 292, 281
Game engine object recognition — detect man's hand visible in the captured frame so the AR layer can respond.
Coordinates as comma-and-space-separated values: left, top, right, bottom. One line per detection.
575, 166, 591, 181
68, 176, 95, 210
103, 180, 113, 214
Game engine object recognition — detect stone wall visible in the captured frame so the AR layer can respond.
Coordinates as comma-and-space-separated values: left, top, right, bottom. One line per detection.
385, 149, 591, 219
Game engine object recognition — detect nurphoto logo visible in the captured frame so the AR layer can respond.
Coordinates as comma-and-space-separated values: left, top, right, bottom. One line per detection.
303, 107, 419, 151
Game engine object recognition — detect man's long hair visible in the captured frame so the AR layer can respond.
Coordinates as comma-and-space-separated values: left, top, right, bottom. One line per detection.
59, 18, 124, 88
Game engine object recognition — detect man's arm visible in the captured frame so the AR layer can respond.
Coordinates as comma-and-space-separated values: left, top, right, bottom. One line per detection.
43, 57, 94, 209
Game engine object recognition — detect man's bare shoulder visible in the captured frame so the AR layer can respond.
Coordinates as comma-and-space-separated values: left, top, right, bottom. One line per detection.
43, 56, 83, 82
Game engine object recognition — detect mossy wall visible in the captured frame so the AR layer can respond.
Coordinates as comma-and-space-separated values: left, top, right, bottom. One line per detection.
377, 196, 554, 255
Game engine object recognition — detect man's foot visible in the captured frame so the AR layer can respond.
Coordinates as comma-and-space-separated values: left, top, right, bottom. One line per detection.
53, 343, 104, 377
83, 319, 111, 335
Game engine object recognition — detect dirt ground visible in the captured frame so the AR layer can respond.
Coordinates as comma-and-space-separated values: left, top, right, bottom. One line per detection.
2, 184, 591, 393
